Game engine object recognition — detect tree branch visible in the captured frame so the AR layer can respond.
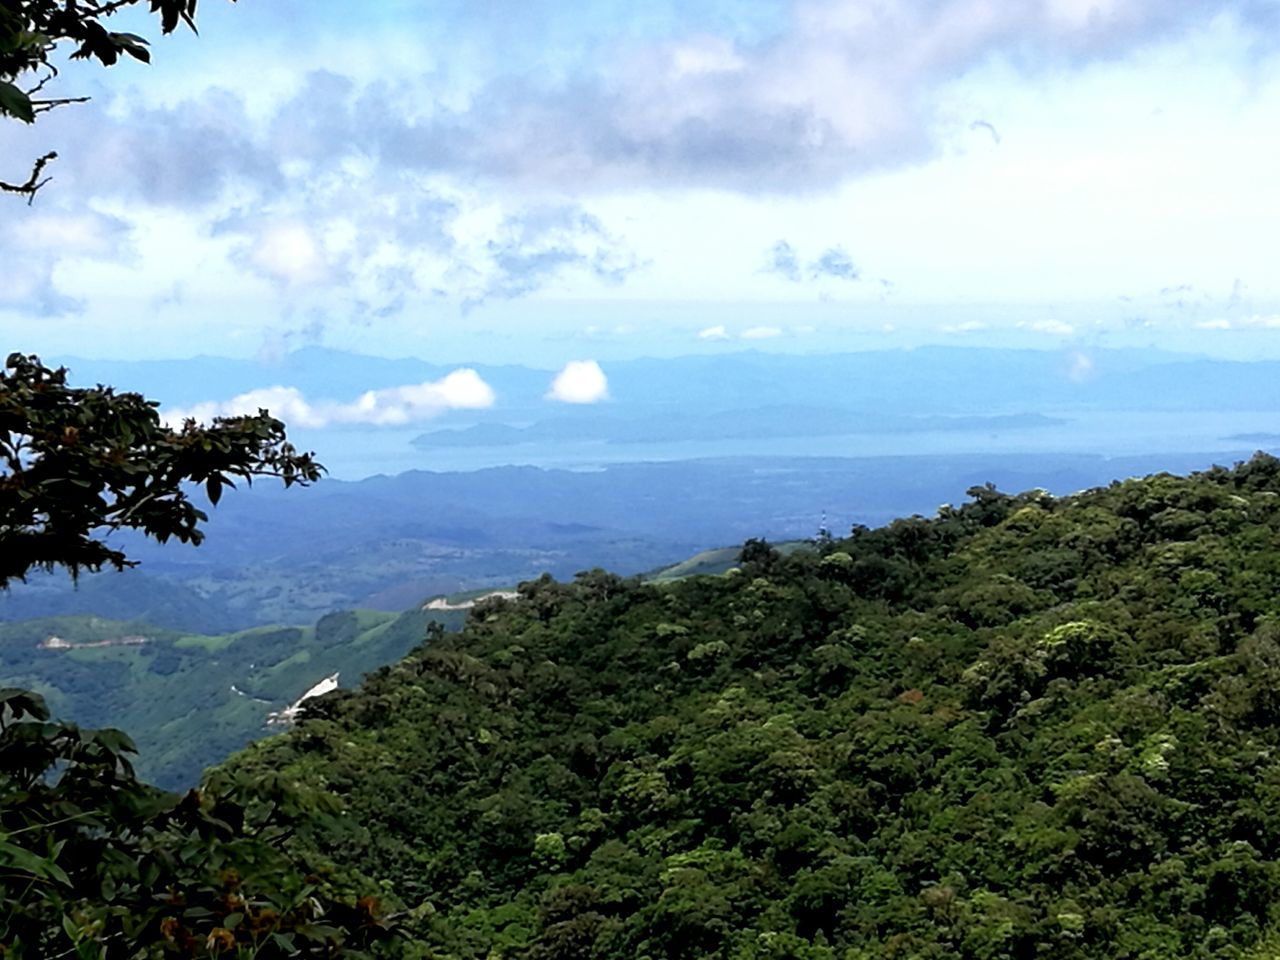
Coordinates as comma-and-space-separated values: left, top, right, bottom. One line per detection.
32, 96, 92, 114
25, 72, 58, 98
0, 151, 57, 205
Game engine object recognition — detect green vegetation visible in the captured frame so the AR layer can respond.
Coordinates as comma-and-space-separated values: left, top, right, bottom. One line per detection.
0, 688, 396, 958
0, 605, 466, 788
643, 542, 809, 582
218, 453, 1280, 958
0, 352, 320, 585
0, 344, 399, 954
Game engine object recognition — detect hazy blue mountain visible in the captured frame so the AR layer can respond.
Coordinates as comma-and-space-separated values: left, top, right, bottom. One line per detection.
56, 346, 1227, 418
50, 347, 1280, 480
3, 450, 1267, 632
412, 408, 1066, 448
9, 346, 1278, 631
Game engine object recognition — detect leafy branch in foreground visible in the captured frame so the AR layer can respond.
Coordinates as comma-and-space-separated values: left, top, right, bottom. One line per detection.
1, 0, 230, 199
0, 688, 396, 958
0, 352, 322, 587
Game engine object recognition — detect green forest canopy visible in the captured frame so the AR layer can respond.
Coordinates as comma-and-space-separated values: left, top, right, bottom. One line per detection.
222, 453, 1280, 959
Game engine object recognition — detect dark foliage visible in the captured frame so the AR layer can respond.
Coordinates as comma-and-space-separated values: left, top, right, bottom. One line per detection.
0, 353, 321, 586
228, 453, 1280, 958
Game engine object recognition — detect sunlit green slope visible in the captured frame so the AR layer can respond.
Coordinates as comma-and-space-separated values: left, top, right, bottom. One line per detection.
228, 453, 1280, 958
0, 605, 465, 787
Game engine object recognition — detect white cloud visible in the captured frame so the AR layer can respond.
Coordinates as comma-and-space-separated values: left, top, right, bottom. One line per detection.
669, 37, 746, 78
1066, 351, 1096, 383
741, 325, 783, 340
940, 320, 988, 335
164, 370, 495, 428
1019, 318, 1076, 336
18, 212, 128, 257
1201, 315, 1280, 331
248, 222, 326, 285
0, 209, 133, 314
1243, 314, 1280, 329
547, 360, 609, 404
698, 324, 730, 341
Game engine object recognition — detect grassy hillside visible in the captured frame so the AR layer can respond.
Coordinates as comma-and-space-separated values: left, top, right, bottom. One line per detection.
0, 604, 466, 788
226, 453, 1280, 958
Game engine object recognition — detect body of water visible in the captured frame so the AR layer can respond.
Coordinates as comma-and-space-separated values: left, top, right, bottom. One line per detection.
291, 409, 1280, 480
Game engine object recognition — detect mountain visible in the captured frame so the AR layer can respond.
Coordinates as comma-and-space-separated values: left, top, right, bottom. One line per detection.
49, 347, 1280, 483
412, 409, 1066, 448
220, 453, 1280, 958
4, 450, 1265, 631
56, 346, 1261, 418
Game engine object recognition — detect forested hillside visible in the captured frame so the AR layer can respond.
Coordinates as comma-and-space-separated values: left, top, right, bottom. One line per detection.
0, 606, 463, 787
227, 453, 1280, 959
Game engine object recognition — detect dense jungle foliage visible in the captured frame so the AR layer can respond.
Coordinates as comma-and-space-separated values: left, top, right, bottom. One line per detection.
226, 453, 1280, 959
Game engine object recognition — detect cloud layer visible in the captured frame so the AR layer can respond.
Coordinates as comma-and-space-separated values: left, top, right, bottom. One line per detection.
10, 1, 1271, 206
165, 370, 495, 428
2, 0, 1278, 347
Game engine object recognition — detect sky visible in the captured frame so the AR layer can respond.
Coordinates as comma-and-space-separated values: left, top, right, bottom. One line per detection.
3, 0, 1280, 380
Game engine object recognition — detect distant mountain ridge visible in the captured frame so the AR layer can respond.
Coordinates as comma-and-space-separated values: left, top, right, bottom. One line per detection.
412, 409, 1066, 448
4, 451, 1265, 631
56, 345, 1268, 418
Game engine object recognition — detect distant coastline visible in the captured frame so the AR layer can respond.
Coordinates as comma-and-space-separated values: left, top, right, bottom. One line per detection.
1224, 433, 1280, 444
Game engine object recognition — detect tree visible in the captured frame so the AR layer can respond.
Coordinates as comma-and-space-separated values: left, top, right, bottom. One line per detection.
0, 5, 394, 956
0, 688, 396, 958
2, 0, 218, 200
0, 352, 321, 586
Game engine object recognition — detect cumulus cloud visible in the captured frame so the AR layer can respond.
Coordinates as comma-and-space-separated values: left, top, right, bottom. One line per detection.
0, 88, 282, 207
1243, 314, 1280, 328
764, 240, 859, 282
246, 222, 328, 285
1194, 315, 1280, 330
213, 183, 636, 314
941, 320, 989, 335
0, 208, 133, 314
164, 370, 495, 428
698, 324, 730, 341
471, 205, 642, 306
2, 0, 1272, 328
547, 360, 610, 404
319, 0, 1277, 193
1019, 318, 1076, 336
812, 247, 859, 281
764, 241, 802, 282
8, 0, 1265, 211
741, 325, 784, 340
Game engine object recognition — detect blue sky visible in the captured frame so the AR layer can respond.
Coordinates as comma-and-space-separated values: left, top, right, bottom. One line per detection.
3, 0, 1280, 373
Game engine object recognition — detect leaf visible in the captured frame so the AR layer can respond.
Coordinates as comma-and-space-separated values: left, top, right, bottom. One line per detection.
0, 687, 50, 721
0, 80, 34, 123
62, 913, 82, 943
94, 727, 138, 756
0, 841, 72, 885
111, 32, 152, 63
